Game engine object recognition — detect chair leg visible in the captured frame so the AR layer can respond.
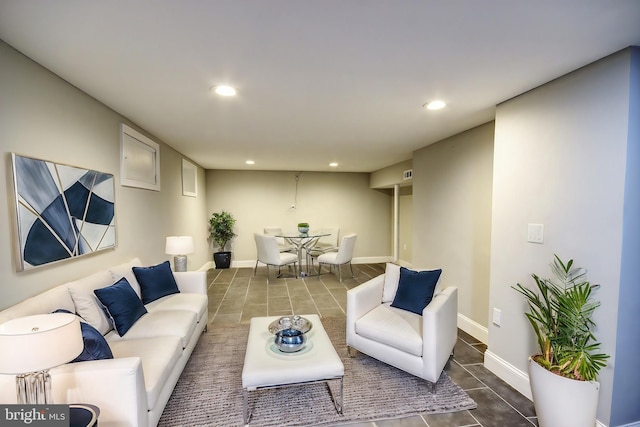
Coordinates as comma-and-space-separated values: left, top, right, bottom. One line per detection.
254, 260, 259, 276
338, 264, 342, 282
266, 265, 270, 284
349, 262, 354, 279
317, 263, 323, 278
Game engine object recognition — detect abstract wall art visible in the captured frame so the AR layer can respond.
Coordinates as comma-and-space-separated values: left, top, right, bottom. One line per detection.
11, 153, 116, 271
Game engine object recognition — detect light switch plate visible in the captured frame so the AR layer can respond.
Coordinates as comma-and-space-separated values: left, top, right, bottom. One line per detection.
527, 223, 544, 244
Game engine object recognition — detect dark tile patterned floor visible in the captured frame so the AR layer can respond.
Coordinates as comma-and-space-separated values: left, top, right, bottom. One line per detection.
206, 265, 537, 427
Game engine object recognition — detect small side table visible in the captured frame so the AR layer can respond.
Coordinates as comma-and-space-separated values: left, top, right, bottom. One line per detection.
70, 404, 99, 427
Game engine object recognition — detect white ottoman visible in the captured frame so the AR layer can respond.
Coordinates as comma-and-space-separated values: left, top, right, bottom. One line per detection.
241, 314, 344, 424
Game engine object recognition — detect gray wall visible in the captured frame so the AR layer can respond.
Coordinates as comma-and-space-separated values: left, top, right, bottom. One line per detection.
0, 41, 209, 310
610, 47, 640, 427
487, 47, 638, 426
412, 122, 494, 339
205, 169, 392, 264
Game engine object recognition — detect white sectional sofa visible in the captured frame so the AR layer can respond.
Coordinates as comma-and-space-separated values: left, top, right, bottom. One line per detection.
0, 258, 208, 427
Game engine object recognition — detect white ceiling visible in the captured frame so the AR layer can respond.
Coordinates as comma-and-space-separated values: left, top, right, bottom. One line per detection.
1, 1, 639, 172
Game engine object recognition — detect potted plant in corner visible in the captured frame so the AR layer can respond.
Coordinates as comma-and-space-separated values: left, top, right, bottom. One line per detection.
209, 210, 237, 269
512, 254, 609, 427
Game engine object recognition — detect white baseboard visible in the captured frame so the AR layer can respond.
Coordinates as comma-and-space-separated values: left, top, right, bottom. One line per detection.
483, 350, 532, 400
457, 313, 488, 344
226, 256, 392, 269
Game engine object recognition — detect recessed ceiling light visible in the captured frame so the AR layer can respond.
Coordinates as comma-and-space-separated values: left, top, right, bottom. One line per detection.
329, 162, 338, 167
424, 100, 446, 110
245, 160, 255, 165
212, 85, 238, 96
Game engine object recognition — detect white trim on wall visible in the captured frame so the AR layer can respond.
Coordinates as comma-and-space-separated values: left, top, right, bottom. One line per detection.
457, 313, 488, 344
484, 350, 532, 400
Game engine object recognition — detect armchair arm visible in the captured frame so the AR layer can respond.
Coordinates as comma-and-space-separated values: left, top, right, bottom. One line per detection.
422, 287, 458, 383
174, 271, 207, 294
346, 274, 385, 343
52, 357, 147, 427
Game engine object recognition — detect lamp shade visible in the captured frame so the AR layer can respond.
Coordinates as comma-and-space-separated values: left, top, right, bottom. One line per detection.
165, 236, 194, 255
0, 313, 83, 374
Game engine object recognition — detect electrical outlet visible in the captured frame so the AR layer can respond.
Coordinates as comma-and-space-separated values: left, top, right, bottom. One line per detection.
492, 308, 502, 326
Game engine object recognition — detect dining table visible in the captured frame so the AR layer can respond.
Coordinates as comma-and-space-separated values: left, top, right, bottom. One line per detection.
276, 232, 330, 276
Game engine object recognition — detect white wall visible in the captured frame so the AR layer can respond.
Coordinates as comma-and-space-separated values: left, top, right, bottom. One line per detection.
487, 48, 635, 426
0, 41, 209, 310
398, 186, 413, 265
205, 169, 392, 265
412, 122, 494, 340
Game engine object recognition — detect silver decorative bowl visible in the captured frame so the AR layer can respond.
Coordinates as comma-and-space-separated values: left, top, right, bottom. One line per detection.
268, 315, 312, 353
274, 328, 307, 353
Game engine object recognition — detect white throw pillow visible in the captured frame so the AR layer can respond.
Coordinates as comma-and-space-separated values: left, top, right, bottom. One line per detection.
66, 270, 115, 335
109, 257, 143, 298
382, 263, 401, 303
382, 263, 443, 303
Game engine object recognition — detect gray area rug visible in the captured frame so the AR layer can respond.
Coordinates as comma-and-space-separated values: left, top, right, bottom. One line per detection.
159, 317, 476, 426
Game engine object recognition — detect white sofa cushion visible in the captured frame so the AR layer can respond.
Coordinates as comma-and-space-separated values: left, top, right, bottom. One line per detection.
382, 263, 401, 302
105, 310, 197, 349
109, 336, 182, 409
355, 303, 423, 357
66, 270, 116, 335
109, 258, 143, 298
145, 293, 208, 323
0, 285, 75, 324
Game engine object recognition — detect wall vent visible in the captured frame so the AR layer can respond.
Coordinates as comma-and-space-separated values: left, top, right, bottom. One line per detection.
403, 169, 413, 180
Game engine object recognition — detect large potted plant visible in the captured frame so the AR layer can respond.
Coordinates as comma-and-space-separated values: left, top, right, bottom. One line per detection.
208, 210, 237, 269
513, 255, 609, 427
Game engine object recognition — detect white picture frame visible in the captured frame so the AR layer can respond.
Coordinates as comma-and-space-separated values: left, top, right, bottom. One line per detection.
120, 123, 160, 191
182, 158, 197, 197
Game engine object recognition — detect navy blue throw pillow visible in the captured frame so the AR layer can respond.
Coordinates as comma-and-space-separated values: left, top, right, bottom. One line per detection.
133, 260, 180, 304
73, 321, 114, 362
390, 267, 442, 315
52, 309, 113, 362
94, 278, 147, 336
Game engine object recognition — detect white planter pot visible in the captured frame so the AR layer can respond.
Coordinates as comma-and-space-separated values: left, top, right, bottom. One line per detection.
528, 357, 600, 427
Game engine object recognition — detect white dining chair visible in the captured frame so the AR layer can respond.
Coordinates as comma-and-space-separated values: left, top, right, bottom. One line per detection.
306, 227, 339, 272
254, 233, 298, 283
263, 227, 295, 253
317, 234, 357, 282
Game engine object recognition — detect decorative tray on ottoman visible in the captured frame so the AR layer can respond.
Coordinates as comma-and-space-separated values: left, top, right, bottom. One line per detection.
268, 315, 313, 353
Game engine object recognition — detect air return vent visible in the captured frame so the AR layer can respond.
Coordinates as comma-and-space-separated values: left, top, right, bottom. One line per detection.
403, 169, 413, 180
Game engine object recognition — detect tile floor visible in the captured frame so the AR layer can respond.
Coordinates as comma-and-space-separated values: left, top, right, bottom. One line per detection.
206, 264, 538, 427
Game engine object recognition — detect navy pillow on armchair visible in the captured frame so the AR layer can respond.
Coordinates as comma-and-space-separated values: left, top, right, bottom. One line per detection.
391, 267, 442, 315
132, 260, 180, 304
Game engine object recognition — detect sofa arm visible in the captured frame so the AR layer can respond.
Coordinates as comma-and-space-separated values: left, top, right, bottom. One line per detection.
422, 287, 458, 382
346, 274, 385, 343
51, 357, 147, 427
174, 271, 207, 294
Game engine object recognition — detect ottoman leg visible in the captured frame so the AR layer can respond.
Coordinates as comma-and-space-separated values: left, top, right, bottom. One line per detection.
243, 388, 251, 424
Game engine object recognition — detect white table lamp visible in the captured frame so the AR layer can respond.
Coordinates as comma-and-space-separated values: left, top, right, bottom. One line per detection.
0, 313, 83, 404
165, 236, 194, 272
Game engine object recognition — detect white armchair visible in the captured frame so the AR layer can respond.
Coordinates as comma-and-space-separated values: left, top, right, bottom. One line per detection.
346, 263, 458, 388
